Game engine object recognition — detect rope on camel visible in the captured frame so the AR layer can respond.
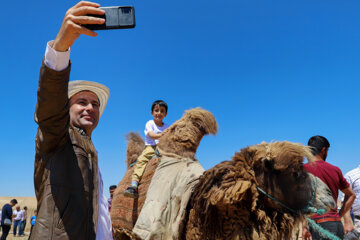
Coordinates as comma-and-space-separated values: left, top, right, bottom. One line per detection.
256, 180, 340, 240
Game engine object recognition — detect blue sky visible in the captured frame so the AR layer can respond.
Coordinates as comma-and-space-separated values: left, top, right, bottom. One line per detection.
1, 0, 360, 197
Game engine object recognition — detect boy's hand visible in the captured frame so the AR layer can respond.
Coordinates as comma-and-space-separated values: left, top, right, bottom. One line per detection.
53, 1, 105, 52
161, 128, 169, 136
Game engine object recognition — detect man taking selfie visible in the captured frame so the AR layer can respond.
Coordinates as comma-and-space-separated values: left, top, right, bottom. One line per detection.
31, 2, 113, 239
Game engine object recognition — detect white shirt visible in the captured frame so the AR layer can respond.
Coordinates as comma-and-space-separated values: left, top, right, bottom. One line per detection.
21, 210, 27, 221
97, 167, 113, 239
13, 210, 23, 221
144, 120, 168, 145
344, 165, 360, 216
44, 41, 113, 240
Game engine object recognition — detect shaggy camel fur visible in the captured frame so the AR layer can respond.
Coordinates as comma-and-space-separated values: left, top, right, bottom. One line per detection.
183, 141, 335, 240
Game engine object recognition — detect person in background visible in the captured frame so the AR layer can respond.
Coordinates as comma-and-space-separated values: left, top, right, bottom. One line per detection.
28, 210, 37, 240
19, 206, 27, 236
343, 166, 360, 232
12, 205, 23, 237
302, 135, 356, 240
1, 199, 18, 240
108, 185, 117, 212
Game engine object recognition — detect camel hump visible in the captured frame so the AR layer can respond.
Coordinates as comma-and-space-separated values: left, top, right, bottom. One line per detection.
125, 132, 145, 168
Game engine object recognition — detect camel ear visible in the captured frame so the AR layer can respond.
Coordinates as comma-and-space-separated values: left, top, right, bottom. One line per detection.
190, 151, 259, 227
205, 151, 258, 210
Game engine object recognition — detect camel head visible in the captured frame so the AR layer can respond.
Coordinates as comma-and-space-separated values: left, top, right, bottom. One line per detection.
249, 141, 335, 214
157, 107, 218, 159
186, 141, 335, 240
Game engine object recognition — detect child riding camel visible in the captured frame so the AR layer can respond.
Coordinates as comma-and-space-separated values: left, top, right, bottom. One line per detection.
123, 100, 169, 198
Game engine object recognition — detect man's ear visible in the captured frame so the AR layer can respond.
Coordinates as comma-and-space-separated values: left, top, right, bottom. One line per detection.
320, 147, 327, 157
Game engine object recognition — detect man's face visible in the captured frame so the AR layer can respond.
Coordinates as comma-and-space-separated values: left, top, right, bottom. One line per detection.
16, 206, 20, 211
70, 91, 100, 136
110, 188, 116, 197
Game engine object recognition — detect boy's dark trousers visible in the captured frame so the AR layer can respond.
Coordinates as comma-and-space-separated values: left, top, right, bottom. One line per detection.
28, 225, 34, 240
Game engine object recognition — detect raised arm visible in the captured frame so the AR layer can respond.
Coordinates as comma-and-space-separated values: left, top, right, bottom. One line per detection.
35, 1, 105, 155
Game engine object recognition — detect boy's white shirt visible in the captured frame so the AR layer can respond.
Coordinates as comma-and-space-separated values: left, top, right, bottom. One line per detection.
44, 41, 113, 240
144, 120, 169, 145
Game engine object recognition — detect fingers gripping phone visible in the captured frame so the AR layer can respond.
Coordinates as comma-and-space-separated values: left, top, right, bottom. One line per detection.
85, 6, 135, 30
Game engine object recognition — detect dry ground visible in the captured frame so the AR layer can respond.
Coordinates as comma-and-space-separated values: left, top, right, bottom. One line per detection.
2, 233, 29, 240
0, 196, 37, 239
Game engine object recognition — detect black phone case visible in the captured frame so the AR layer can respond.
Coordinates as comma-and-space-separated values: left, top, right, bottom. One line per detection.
85, 6, 135, 30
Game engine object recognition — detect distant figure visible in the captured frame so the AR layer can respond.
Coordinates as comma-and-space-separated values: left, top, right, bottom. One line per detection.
12, 205, 23, 237
28, 210, 37, 240
124, 100, 169, 198
19, 206, 27, 236
343, 165, 360, 233
108, 185, 117, 212
1, 199, 18, 240
302, 135, 356, 240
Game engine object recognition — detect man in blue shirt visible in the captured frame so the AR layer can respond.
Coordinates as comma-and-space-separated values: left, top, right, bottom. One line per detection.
1, 199, 18, 240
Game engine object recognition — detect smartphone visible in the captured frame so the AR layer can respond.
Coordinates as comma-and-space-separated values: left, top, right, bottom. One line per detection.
85, 6, 135, 30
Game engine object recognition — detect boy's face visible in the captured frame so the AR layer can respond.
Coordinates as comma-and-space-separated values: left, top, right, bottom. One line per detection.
152, 105, 167, 124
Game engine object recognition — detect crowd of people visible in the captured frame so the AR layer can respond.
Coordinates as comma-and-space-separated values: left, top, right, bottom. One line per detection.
0, 1, 359, 240
0, 199, 36, 239
0, 185, 116, 240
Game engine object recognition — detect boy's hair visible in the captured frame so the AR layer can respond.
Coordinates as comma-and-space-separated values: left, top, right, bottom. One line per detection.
151, 100, 168, 113
308, 135, 330, 155
109, 185, 117, 190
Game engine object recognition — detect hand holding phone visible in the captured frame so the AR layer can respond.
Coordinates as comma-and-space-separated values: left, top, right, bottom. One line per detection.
53, 1, 106, 52
84, 6, 136, 30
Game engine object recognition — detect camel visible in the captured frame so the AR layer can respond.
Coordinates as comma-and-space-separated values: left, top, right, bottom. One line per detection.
111, 108, 335, 240
183, 141, 335, 239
